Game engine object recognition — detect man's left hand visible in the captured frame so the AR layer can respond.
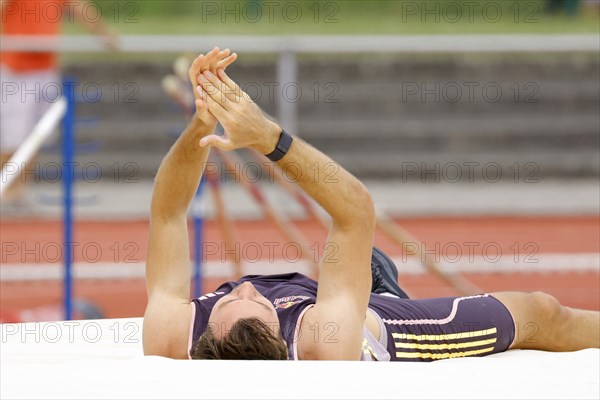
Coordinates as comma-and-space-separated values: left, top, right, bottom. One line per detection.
189, 47, 237, 131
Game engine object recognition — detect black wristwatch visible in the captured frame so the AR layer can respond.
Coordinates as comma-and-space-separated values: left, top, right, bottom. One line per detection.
265, 129, 293, 162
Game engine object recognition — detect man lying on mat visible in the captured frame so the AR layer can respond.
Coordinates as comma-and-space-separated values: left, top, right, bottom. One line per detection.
143, 48, 599, 361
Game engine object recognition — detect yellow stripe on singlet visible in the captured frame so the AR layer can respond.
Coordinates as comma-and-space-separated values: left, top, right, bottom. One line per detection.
395, 347, 495, 359
391, 327, 497, 342
394, 338, 497, 350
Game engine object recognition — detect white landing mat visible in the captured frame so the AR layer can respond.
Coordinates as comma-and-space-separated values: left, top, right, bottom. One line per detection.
1, 318, 598, 400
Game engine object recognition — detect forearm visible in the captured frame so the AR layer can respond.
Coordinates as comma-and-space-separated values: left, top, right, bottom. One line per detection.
151, 117, 212, 221
197, 67, 374, 228
260, 129, 375, 228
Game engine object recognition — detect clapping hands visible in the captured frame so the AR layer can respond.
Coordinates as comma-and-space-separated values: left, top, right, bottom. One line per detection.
189, 47, 280, 154
188, 47, 237, 129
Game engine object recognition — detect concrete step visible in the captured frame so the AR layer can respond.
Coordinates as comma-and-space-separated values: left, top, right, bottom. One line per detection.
53, 55, 599, 179
70, 113, 599, 150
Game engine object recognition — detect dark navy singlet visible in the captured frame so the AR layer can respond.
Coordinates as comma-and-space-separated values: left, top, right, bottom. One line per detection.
189, 273, 317, 360
189, 273, 515, 361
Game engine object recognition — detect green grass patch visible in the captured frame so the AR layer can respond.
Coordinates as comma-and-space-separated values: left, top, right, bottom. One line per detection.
62, 0, 598, 35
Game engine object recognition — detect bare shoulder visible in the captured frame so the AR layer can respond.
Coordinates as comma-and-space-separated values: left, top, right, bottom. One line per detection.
296, 302, 363, 361
142, 295, 193, 359
295, 306, 320, 360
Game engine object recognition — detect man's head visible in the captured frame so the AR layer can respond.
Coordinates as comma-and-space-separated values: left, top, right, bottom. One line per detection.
190, 282, 288, 359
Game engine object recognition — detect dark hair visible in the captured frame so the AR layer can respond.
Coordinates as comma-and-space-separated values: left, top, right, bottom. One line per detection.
191, 317, 288, 360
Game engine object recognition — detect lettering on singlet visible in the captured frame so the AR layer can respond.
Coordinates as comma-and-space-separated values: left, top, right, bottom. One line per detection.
273, 295, 311, 309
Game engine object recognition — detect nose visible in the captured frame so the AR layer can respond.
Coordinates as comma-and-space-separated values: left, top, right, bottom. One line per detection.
236, 281, 258, 299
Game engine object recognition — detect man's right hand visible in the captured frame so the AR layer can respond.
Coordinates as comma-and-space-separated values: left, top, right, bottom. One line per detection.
196, 68, 281, 154
189, 47, 237, 131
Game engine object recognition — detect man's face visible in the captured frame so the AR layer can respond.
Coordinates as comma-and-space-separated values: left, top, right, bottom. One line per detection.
208, 282, 280, 339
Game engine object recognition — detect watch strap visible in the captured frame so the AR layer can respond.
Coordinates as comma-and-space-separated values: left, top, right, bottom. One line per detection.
265, 130, 293, 162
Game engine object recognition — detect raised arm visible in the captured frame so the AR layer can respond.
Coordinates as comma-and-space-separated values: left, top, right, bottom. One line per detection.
143, 49, 236, 358
197, 68, 376, 360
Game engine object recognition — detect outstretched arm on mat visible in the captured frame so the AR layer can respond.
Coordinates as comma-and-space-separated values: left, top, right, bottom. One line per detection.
198, 68, 376, 360
143, 49, 236, 359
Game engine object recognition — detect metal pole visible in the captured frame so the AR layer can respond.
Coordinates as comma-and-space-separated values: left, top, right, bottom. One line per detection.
0, 99, 66, 197
277, 49, 298, 134
62, 78, 76, 320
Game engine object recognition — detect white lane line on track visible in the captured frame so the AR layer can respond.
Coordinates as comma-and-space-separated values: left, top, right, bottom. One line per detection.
1, 253, 599, 282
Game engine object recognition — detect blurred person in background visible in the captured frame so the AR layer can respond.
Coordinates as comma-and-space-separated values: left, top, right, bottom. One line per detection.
0, 0, 118, 207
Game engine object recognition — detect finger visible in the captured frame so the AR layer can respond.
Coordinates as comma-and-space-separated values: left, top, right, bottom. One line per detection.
196, 85, 218, 110
195, 85, 205, 102
216, 52, 237, 71
199, 134, 234, 150
215, 48, 231, 63
200, 70, 239, 104
190, 54, 204, 76
217, 69, 239, 92
217, 69, 250, 102
202, 84, 230, 119
198, 72, 226, 105
207, 47, 220, 57
201, 47, 221, 71
189, 55, 205, 95
195, 86, 218, 125
195, 97, 206, 111
205, 48, 230, 75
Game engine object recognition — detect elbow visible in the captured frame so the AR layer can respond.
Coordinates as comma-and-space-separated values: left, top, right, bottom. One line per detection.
149, 178, 165, 219
344, 183, 376, 232
358, 190, 376, 231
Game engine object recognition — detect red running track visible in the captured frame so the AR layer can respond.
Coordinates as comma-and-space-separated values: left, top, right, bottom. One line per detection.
1, 216, 598, 319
